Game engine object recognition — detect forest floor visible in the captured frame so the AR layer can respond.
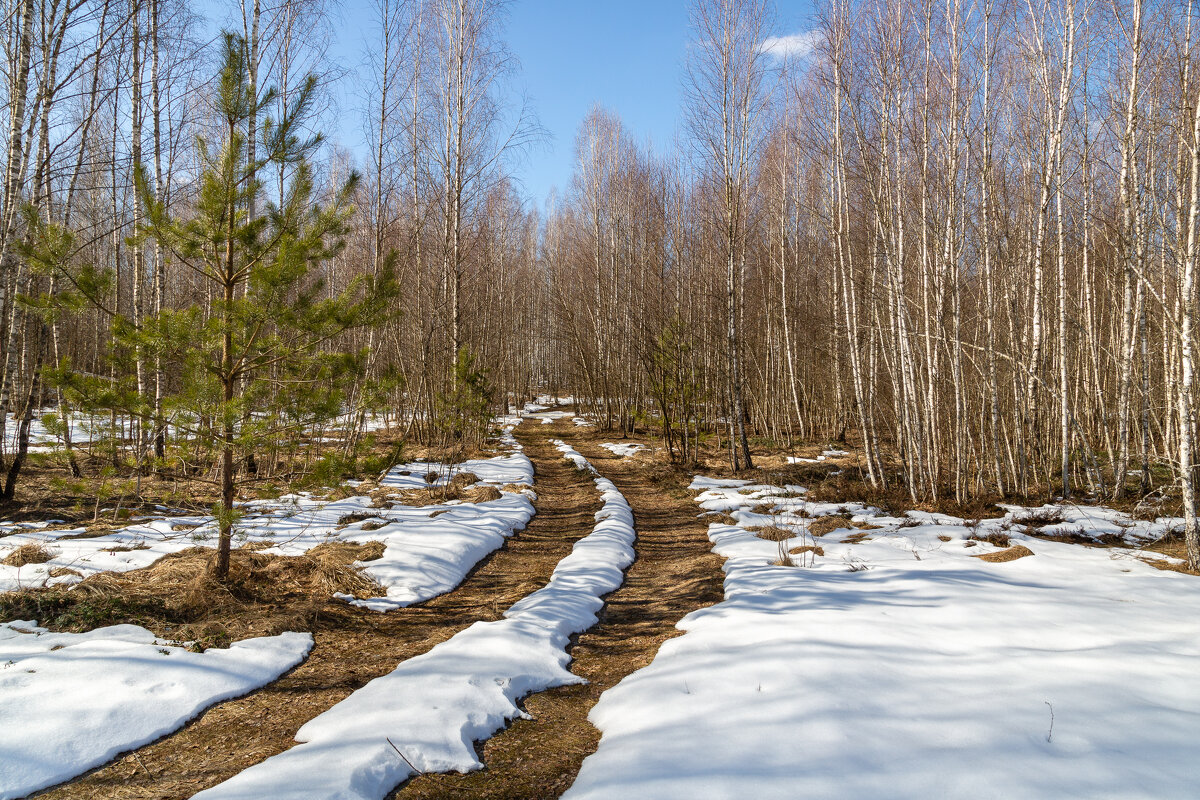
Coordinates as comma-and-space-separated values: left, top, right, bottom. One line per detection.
3, 407, 1200, 799
6, 415, 728, 799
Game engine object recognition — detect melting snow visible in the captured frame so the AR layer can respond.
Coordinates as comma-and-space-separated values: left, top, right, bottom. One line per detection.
0, 622, 311, 799
598, 442, 647, 458
194, 441, 636, 800
565, 478, 1200, 799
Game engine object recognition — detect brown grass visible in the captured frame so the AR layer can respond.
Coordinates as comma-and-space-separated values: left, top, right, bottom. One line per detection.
399, 425, 725, 800
789, 544, 825, 556
974, 544, 1035, 562
0, 541, 388, 649
809, 514, 860, 537
1137, 532, 1200, 575
1027, 527, 1095, 545
336, 513, 380, 527
464, 484, 503, 503
749, 525, 794, 542
394, 477, 506, 507
1016, 508, 1067, 528
968, 531, 1012, 548
32, 415, 606, 800
3, 542, 56, 566
101, 542, 151, 553
264, 541, 387, 599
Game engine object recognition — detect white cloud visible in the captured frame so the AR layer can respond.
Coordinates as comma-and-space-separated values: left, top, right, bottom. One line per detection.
760, 31, 820, 60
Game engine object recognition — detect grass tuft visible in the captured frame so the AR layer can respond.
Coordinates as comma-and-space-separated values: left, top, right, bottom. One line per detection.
3, 543, 57, 567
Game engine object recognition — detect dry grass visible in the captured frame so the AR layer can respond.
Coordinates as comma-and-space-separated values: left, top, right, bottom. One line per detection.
465, 484, 503, 503
749, 525, 794, 542
395, 479, 506, 507
974, 544, 1035, 562
2, 542, 56, 567
809, 514, 860, 537
1016, 508, 1067, 528
101, 542, 151, 553
1137, 532, 1200, 575
392, 471, 491, 506
968, 531, 1012, 548
842, 532, 873, 544
789, 544, 825, 556
0, 541, 387, 648
264, 541, 387, 599
337, 513, 375, 525
1027, 527, 1096, 545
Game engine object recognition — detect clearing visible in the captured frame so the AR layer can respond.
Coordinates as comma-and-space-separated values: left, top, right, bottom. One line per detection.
1, 404, 1198, 799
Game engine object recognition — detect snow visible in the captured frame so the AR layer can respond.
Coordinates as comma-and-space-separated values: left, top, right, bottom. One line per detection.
3, 409, 399, 456
565, 477, 1200, 800
1, 411, 107, 454
195, 442, 636, 800
378, 452, 532, 490
0, 452, 535, 609
598, 442, 647, 458
0, 622, 311, 799
524, 410, 575, 425
785, 448, 849, 464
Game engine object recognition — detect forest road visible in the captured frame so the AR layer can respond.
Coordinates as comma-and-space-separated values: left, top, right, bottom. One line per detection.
31, 421, 600, 800
394, 425, 725, 800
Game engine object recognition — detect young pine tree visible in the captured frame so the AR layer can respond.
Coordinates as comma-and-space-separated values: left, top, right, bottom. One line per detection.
132, 33, 396, 581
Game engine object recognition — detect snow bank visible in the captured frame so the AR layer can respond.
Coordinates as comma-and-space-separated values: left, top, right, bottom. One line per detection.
0, 453, 535, 609
195, 444, 636, 800
553, 438, 596, 474
565, 478, 1200, 799
0, 622, 311, 799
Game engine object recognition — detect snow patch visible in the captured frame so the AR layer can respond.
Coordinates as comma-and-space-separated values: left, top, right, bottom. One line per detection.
598, 442, 647, 458
565, 479, 1200, 799
0, 451, 535, 609
195, 444, 636, 800
0, 623, 311, 799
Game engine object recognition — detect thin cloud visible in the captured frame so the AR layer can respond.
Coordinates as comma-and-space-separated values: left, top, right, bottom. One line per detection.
760, 31, 820, 60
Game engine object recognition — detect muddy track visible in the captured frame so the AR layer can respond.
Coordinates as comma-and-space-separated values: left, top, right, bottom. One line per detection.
395, 430, 724, 800
32, 423, 600, 800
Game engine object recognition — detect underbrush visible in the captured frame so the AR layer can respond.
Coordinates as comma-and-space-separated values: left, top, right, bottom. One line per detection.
0, 542, 385, 649
297, 439, 405, 492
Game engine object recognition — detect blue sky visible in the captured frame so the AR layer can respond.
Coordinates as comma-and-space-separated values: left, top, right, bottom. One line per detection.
206, 0, 818, 207
495, 0, 818, 206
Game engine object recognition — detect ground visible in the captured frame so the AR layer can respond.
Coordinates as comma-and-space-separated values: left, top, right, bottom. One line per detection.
1, 406, 1197, 799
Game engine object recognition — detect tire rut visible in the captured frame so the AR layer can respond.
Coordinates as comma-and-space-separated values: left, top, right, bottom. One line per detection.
394, 430, 724, 800
32, 424, 600, 800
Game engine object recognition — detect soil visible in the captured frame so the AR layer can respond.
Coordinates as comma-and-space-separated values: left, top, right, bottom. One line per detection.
13, 413, 1193, 798
25, 420, 725, 800
29, 427, 603, 800
393, 431, 724, 799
